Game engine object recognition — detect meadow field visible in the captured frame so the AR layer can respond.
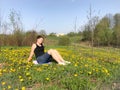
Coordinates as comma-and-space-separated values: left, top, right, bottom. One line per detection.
0, 45, 120, 90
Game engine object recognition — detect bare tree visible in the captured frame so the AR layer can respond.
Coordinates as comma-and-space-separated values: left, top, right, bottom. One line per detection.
1, 22, 9, 45
23, 30, 37, 46
9, 9, 24, 46
87, 5, 100, 58
74, 16, 77, 32
32, 18, 43, 31
39, 29, 47, 36
9, 9, 23, 32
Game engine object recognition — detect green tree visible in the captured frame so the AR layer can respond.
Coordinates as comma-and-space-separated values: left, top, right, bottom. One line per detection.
82, 25, 91, 41
113, 13, 120, 47
67, 32, 78, 37
48, 32, 56, 37
0, 11, 2, 51
94, 16, 113, 46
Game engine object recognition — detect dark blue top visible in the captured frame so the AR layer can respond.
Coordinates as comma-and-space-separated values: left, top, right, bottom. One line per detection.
34, 44, 45, 58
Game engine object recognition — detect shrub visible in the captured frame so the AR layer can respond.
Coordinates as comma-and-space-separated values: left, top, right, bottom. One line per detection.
58, 36, 71, 46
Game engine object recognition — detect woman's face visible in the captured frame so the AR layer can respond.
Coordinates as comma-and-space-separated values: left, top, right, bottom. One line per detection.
37, 38, 44, 44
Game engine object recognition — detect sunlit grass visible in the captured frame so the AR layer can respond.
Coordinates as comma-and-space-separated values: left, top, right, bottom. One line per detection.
0, 46, 120, 90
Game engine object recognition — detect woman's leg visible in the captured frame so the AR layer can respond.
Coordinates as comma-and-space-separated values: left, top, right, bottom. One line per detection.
52, 49, 71, 64
47, 49, 65, 64
52, 50, 65, 61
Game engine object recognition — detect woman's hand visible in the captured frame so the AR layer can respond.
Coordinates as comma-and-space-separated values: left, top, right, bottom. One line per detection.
27, 57, 32, 62
27, 44, 36, 62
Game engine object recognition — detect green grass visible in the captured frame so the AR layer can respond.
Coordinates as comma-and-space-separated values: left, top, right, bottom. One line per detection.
0, 45, 120, 90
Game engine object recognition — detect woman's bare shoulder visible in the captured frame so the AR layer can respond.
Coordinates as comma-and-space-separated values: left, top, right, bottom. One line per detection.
32, 43, 36, 45
32, 43, 36, 48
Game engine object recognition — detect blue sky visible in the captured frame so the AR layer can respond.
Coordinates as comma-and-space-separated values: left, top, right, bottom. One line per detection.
0, 0, 120, 34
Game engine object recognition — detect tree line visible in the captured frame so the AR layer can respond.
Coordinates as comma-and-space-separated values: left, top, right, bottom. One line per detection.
0, 9, 120, 47
0, 10, 46, 46
82, 13, 120, 47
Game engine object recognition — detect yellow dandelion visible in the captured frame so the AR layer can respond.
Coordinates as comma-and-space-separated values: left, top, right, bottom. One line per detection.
74, 74, 78, 77
0, 72, 2, 76
19, 76, 22, 79
28, 77, 32, 80
26, 67, 29, 70
3, 69, 7, 72
21, 86, 26, 90
20, 78, 24, 82
74, 64, 78, 67
104, 69, 108, 73
26, 72, 30, 76
107, 73, 110, 76
8, 85, 11, 89
96, 69, 98, 72
2, 88, 6, 90
36, 67, 42, 71
2, 82, 6, 85
18, 67, 21, 70
43, 64, 48, 66
53, 68, 56, 70
10, 68, 16, 72
15, 89, 19, 90
85, 64, 88, 67
46, 77, 50, 80
88, 72, 92, 75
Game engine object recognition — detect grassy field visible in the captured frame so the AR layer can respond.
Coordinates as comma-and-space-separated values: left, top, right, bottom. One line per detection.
0, 45, 120, 90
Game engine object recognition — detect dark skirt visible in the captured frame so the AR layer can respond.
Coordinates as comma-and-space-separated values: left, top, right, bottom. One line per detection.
36, 52, 52, 64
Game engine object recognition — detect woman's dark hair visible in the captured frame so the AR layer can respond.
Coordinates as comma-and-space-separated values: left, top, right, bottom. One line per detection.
36, 35, 44, 39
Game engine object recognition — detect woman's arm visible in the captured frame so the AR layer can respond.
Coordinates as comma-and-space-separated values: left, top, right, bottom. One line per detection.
27, 44, 36, 62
